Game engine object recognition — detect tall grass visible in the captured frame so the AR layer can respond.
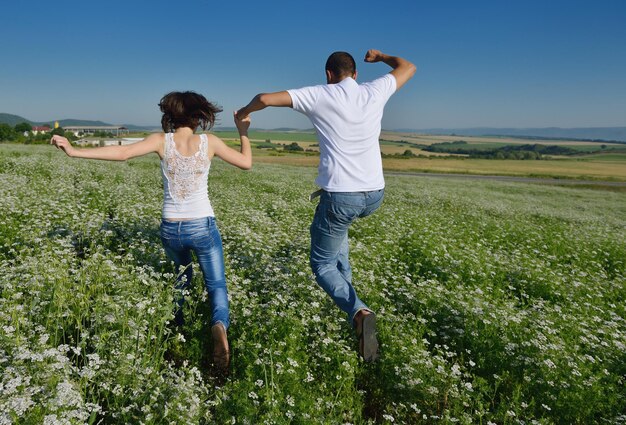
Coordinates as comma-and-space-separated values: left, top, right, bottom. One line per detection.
1, 145, 624, 424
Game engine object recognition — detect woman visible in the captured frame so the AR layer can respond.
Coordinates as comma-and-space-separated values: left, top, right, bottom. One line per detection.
50, 91, 252, 372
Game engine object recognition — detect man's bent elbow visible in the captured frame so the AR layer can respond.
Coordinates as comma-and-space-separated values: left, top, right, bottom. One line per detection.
257, 93, 270, 107
407, 63, 417, 79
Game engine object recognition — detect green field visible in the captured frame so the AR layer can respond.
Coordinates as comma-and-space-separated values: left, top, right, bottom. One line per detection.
38, 129, 626, 181
580, 152, 626, 161
249, 149, 626, 181
212, 130, 626, 180
429, 143, 624, 153
1, 145, 625, 423
214, 130, 318, 143
217, 130, 625, 153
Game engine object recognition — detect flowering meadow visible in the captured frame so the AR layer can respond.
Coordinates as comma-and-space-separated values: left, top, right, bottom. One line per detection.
0, 144, 624, 424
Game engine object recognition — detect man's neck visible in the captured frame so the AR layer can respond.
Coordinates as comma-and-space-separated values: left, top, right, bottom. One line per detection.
328, 75, 353, 85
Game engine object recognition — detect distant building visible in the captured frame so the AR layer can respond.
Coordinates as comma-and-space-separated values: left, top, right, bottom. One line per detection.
64, 126, 129, 137
31, 126, 51, 135
74, 138, 99, 147
120, 138, 142, 145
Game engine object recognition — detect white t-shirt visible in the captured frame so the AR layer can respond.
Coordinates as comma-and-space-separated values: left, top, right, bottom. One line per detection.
287, 74, 397, 192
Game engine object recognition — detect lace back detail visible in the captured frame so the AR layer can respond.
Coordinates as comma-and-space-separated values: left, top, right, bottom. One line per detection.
162, 133, 210, 204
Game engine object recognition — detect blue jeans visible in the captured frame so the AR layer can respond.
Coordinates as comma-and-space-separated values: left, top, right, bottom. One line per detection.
160, 217, 229, 329
309, 189, 385, 325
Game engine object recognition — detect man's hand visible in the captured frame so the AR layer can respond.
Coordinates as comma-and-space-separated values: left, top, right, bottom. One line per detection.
235, 106, 250, 120
364, 49, 416, 90
234, 111, 251, 134
364, 49, 384, 63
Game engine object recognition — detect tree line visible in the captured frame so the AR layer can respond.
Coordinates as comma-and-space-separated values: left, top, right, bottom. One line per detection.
423, 141, 581, 160
0, 122, 77, 143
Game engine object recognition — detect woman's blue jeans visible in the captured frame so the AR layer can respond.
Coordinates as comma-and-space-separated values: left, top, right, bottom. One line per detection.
160, 217, 229, 329
309, 189, 384, 325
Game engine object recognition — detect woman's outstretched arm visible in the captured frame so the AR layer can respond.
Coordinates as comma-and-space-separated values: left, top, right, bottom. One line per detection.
50, 133, 163, 161
207, 112, 252, 170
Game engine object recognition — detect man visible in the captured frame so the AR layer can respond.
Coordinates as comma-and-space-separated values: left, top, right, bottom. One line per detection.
236, 49, 416, 361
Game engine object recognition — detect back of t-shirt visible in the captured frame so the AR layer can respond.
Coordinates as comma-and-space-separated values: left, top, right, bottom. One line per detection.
287, 74, 397, 192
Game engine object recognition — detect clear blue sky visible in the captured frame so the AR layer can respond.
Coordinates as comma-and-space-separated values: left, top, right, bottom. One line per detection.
1, 0, 625, 129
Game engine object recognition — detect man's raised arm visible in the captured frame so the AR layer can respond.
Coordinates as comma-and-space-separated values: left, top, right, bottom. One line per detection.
236, 91, 293, 119
364, 49, 416, 90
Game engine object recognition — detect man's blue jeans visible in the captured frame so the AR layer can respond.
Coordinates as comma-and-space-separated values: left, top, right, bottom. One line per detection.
160, 217, 230, 329
309, 189, 384, 325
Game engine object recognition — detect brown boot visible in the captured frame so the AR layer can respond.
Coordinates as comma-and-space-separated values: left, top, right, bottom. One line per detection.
354, 310, 379, 362
211, 323, 230, 373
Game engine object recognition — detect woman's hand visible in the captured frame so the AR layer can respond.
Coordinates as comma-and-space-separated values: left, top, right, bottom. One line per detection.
50, 135, 76, 157
234, 111, 251, 135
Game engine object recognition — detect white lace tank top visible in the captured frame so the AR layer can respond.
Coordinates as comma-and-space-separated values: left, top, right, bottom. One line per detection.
160, 133, 215, 219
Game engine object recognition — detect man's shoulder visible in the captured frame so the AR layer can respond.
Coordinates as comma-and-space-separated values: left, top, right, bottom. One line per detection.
289, 82, 327, 93
287, 83, 327, 102
359, 74, 397, 97
360, 73, 395, 87
287, 84, 328, 113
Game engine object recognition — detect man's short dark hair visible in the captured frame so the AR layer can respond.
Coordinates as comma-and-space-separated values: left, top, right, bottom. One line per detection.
325, 51, 356, 78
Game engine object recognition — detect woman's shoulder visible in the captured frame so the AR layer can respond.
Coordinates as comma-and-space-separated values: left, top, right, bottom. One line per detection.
200, 132, 222, 145
200, 132, 219, 140
146, 132, 167, 140
200, 132, 226, 157
142, 132, 167, 156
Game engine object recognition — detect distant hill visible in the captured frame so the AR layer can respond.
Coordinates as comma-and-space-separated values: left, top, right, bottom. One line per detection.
0, 113, 116, 127
56, 119, 113, 127
0, 113, 34, 126
397, 127, 626, 143
123, 124, 160, 131
0, 113, 159, 130
271, 127, 310, 132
